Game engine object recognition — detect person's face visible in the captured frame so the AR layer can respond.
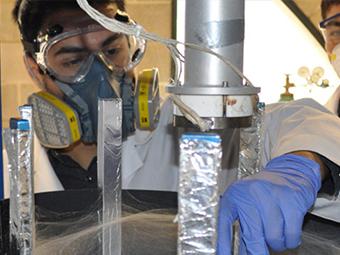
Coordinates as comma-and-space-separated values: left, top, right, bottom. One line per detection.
323, 4, 340, 54
27, 3, 130, 99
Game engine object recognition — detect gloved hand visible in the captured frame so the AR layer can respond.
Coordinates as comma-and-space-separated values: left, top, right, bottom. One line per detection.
217, 154, 321, 255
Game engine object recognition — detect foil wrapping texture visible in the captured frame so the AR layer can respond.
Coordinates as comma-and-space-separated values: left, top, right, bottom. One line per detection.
178, 133, 222, 255
233, 102, 265, 255
4, 117, 35, 255
238, 102, 265, 179
97, 98, 122, 255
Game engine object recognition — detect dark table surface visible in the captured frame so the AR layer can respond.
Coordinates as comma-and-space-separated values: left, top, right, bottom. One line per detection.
1, 190, 340, 255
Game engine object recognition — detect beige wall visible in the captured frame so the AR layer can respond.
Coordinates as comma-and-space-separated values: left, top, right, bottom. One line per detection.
0, 0, 37, 128
0, 0, 172, 128
294, 0, 322, 28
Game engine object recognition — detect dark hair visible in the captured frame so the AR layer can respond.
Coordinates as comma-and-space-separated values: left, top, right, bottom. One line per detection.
321, 0, 340, 19
12, 0, 125, 54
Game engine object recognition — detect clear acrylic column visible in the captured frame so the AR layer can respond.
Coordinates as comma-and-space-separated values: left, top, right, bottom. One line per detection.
97, 98, 122, 255
4, 116, 35, 255
178, 133, 222, 255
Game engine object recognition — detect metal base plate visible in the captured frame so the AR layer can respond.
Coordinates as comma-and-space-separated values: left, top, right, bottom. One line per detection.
166, 85, 260, 95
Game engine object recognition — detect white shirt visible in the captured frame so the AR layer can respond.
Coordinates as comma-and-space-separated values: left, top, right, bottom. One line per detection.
262, 96, 340, 222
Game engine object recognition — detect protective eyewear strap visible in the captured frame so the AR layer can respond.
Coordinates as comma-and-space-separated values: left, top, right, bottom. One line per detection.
320, 13, 340, 28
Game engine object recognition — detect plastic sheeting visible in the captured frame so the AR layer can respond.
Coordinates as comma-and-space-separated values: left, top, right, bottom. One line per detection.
0, 190, 177, 255
0, 189, 340, 255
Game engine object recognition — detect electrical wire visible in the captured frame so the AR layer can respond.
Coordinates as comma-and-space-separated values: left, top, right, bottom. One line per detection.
76, 0, 255, 131
76, 0, 254, 87
168, 95, 211, 132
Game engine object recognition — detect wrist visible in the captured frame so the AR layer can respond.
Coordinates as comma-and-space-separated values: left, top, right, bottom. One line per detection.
290, 151, 330, 181
267, 154, 322, 193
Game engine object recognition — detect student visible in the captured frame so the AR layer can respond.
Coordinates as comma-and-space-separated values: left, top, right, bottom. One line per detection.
7, 1, 340, 254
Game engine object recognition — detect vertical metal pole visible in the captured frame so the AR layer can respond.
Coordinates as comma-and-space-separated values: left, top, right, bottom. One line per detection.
184, 0, 244, 87
4, 117, 34, 255
178, 133, 222, 255
97, 98, 122, 255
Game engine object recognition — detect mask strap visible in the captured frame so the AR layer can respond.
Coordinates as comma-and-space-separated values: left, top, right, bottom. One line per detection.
120, 74, 135, 137
55, 81, 95, 142
24, 55, 47, 89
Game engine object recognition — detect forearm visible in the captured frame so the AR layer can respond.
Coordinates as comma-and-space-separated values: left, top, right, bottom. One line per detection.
290, 151, 330, 181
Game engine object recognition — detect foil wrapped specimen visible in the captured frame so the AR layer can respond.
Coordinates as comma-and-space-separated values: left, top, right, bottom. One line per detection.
178, 133, 222, 255
19, 105, 34, 199
233, 102, 265, 255
97, 98, 122, 255
19, 105, 33, 128
4, 117, 35, 255
238, 102, 265, 179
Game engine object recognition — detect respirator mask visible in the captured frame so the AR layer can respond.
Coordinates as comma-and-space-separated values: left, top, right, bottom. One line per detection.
320, 12, 340, 77
27, 11, 160, 149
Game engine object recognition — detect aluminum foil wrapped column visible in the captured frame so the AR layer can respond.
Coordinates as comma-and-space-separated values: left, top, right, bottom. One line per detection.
238, 102, 265, 179
19, 105, 34, 185
97, 98, 122, 255
178, 133, 222, 255
4, 117, 35, 255
232, 102, 265, 255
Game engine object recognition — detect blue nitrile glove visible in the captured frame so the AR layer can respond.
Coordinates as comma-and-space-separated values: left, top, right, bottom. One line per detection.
217, 154, 321, 255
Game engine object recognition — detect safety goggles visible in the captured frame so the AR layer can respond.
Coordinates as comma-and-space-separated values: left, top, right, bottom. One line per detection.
35, 17, 145, 84
320, 13, 340, 44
